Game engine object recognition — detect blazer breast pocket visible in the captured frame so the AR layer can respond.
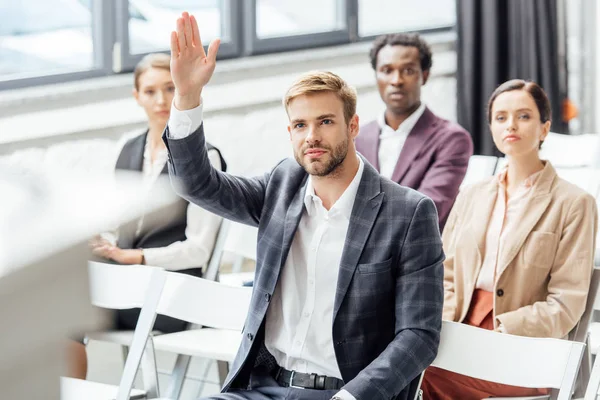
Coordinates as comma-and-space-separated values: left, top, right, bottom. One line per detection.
524, 231, 559, 269
357, 258, 393, 274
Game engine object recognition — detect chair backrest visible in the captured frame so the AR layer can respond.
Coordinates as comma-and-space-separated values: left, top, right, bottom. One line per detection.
540, 132, 600, 168
114, 265, 167, 400
88, 261, 163, 309
157, 271, 252, 331
88, 261, 168, 400
571, 267, 600, 343
555, 167, 600, 196
203, 219, 259, 280
204, 218, 230, 282
431, 321, 585, 399
460, 155, 498, 188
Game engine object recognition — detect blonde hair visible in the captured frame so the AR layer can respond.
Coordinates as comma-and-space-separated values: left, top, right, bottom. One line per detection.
283, 71, 357, 124
133, 53, 171, 91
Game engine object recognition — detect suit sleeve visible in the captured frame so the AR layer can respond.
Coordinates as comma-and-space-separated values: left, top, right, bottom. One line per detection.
440, 189, 466, 321
415, 128, 473, 227
163, 123, 269, 227
342, 197, 445, 400
496, 193, 598, 338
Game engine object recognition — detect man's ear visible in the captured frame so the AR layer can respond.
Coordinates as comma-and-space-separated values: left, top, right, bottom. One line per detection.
349, 114, 360, 140
422, 69, 430, 86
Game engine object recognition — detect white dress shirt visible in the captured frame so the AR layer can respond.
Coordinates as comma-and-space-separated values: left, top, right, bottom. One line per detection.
377, 103, 426, 179
107, 129, 222, 271
167, 99, 359, 400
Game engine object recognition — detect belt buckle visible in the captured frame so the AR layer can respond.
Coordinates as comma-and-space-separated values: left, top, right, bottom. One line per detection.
289, 370, 305, 390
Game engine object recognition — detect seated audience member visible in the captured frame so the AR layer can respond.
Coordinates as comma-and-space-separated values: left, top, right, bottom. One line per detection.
161, 12, 444, 400
355, 33, 473, 230
420, 79, 598, 399
68, 53, 226, 379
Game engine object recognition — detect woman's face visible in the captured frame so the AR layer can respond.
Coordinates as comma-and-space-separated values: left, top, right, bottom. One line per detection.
490, 90, 550, 158
133, 67, 175, 125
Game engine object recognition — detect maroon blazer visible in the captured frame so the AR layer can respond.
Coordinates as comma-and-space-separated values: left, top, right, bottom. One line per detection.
356, 108, 473, 230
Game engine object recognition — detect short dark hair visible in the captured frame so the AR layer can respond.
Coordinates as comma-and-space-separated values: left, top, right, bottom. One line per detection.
487, 79, 552, 124
369, 33, 433, 72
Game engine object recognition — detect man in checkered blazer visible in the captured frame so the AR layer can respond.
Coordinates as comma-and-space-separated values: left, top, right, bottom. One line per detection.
163, 12, 444, 400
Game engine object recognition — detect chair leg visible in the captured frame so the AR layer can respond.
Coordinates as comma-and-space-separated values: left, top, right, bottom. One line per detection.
574, 335, 592, 397
120, 345, 129, 366
165, 354, 192, 400
140, 338, 159, 399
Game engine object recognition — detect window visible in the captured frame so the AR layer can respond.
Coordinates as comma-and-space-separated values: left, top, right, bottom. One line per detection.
0, 0, 457, 90
256, 0, 345, 39
358, 0, 456, 37
0, 0, 95, 79
128, 0, 226, 55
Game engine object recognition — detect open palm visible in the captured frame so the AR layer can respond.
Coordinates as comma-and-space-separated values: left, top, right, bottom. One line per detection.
170, 12, 220, 98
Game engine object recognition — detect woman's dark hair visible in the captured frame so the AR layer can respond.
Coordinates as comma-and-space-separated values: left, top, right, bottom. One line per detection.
487, 80, 551, 149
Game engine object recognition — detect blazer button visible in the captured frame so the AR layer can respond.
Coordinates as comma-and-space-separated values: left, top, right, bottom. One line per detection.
496, 289, 504, 297
247, 333, 254, 341
265, 293, 271, 302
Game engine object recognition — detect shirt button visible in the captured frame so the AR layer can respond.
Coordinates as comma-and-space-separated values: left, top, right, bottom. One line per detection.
304, 312, 310, 318
308, 279, 314, 285
296, 341, 302, 346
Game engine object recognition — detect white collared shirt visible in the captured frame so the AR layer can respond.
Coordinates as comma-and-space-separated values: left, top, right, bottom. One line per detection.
265, 157, 364, 381
167, 100, 361, 399
377, 103, 426, 179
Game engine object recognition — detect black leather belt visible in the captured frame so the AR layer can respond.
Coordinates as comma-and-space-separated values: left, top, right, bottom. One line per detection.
274, 367, 344, 390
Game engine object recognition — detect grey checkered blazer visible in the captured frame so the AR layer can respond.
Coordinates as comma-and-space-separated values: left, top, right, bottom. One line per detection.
163, 124, 445, 400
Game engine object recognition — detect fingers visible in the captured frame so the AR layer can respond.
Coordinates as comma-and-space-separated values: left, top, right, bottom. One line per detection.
190, 14, 202, 48
183, 12, 193, 49
207, 39, 221, 63
176, 17, 186, 53
170, 31, 179, 57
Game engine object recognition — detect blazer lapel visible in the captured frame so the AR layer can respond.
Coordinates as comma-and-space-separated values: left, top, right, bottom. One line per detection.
333, 159, 384, 319
359, 121, 381, 171
390, 108, 439, 183
277, 177, 309, 282
496, 164, 556, 276
469, 182, 499, 264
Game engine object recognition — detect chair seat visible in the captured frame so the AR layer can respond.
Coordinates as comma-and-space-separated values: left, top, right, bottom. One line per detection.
152, 328, 242, 362
86, 330, 162, 346
60, 377, 146, 400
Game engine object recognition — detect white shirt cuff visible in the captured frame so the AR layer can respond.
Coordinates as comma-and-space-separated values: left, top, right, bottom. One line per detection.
333, 389, 356, 400
167, 98, 204, 139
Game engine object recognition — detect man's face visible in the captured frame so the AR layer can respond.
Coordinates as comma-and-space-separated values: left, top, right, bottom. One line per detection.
375, 45, 429, 115
287, 92, 359, 177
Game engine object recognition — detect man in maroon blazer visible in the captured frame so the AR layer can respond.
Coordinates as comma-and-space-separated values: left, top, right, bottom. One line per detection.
356, 33, 473, 230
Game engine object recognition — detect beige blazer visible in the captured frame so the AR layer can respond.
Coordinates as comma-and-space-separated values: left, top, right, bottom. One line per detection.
443, 161, 598, 338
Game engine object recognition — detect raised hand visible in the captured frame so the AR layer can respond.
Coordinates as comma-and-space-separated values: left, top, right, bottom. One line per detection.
170, 12, 220, 110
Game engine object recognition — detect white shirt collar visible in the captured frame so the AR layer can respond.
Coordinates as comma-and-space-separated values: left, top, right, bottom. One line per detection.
303, 155, 365, 219
378, 103, 427, 138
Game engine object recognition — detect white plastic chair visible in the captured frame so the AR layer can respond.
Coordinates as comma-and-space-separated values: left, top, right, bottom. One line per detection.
460, 155, 498, 188
210, 220, 258, 286
429, 321, 586, 400
148, 271, 252, 399
61, 262, 167, 400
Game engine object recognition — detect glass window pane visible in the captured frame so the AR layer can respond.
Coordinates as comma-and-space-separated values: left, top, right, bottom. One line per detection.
128, 0, 226, 55
0, 0, 94, 79
256, 0, 345, 39
359, 0, 456, 37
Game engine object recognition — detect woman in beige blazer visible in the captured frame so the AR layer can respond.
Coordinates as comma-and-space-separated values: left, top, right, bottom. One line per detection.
421, 79, 598, 400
